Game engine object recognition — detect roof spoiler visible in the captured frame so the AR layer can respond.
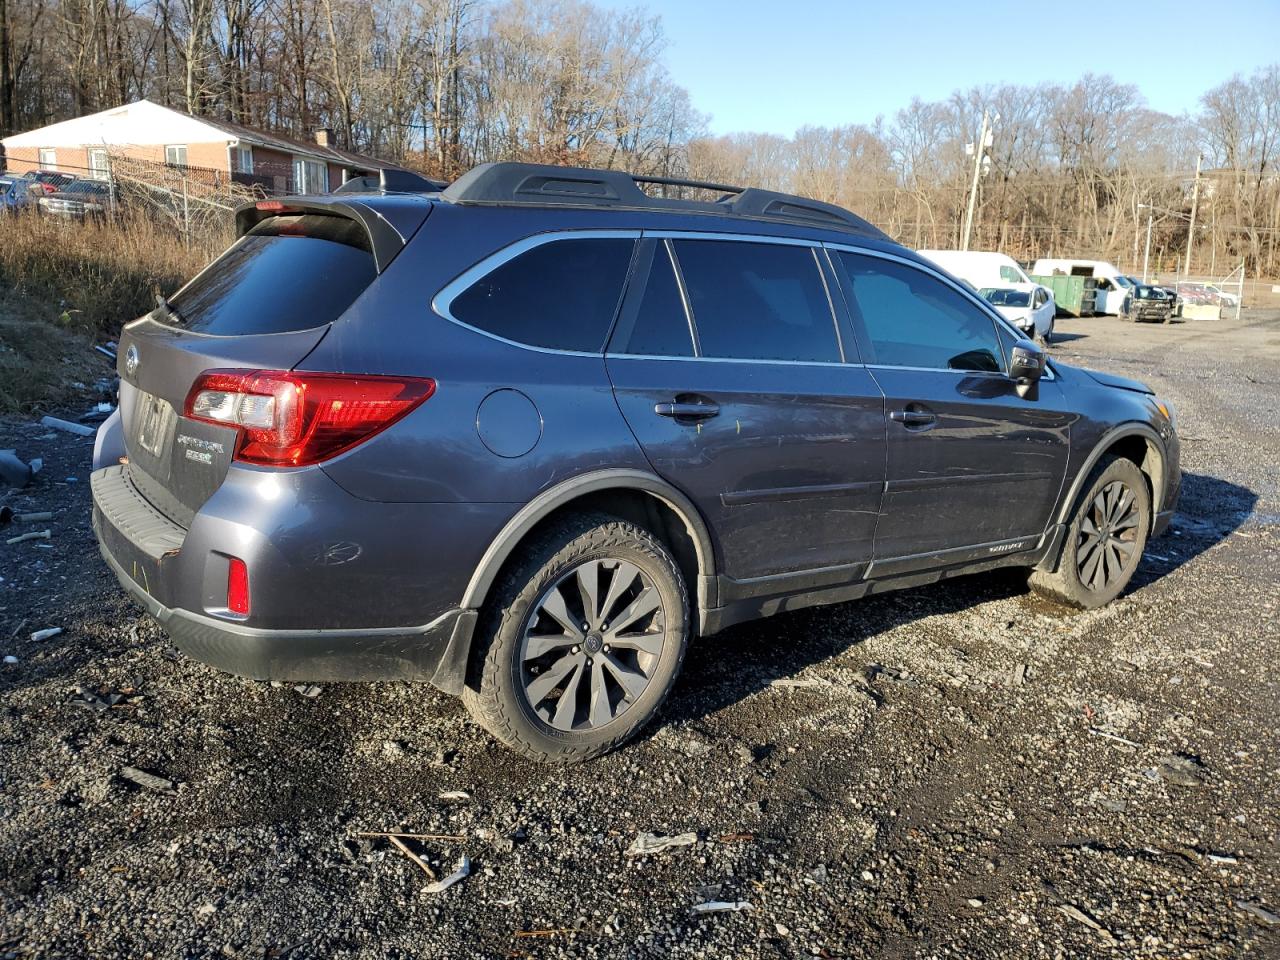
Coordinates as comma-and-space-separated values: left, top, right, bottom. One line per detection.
233, 197, 428, 273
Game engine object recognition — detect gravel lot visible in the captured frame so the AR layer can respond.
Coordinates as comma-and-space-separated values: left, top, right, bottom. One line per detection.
2, 309, 1278, 959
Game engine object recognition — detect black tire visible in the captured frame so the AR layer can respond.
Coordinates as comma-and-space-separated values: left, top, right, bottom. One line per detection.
461, 513, 689, 763
1029, 456, 1151, 610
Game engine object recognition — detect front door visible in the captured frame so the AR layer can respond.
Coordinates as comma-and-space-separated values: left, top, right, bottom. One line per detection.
607, 237, 886, 591
828, 248, 1072, 565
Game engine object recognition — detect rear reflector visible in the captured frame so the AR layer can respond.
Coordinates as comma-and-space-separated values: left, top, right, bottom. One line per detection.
227, 557, 250, 615
184, 369, 435, 467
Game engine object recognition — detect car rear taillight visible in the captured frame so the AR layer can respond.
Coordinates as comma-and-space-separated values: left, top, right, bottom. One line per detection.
184, 369, 435, 467
227, 557, 250, 615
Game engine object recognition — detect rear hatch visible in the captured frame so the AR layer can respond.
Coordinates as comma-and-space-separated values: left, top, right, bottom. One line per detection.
116, 197, 430, 526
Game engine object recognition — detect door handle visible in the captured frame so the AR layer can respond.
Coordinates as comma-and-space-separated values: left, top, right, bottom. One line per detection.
889, 407, 936, 428
655, 399, 720, 421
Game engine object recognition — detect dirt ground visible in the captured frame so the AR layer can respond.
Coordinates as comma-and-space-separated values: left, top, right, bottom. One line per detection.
1, 309, 1278, 959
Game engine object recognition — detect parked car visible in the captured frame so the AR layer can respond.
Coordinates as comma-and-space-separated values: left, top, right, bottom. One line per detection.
1128, 284, 1173, 323
978, 284, 1056, 341
37, 178, 120, 220
90, 162, 1181, 762
21, 170, 77, 195
0, 175, 38, 213
1123, 276, 1181, 316
1176, 281, 1239, 309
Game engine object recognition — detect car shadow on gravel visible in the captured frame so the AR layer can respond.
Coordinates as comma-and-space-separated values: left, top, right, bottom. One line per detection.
655, 470, 1255, 731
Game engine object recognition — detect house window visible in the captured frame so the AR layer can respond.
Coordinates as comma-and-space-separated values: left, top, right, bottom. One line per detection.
38, 149, 56, 170
292, 157, 328, 194
89, 149, 110, 180
165, 145, 188, 169
232, 145, 253, 174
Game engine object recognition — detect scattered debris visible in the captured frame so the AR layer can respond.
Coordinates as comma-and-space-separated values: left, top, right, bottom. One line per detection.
422, 855, 470, 894
292, 684, 322, 698
119, 766, 176, 793
1147, 754, 1208, 788
1236, 901, 1279, 925
14, 511, 52, 523
691, 900, 753, 915
39, 416, 96, 437
514, 929, 574, 939
1058, 904, 1115, 941
6, 529, 51, 545
80, 403, 116, 423
719, 833, 754, 843
387, 835, 437, 881
1088, 728, 1142, 749
967, 898, 986, 908
3, 655, 17, 665
1207, 853, 1239, 865
355, 831, 466, 843
30, 627, 62, 642
438, 790, 471, 801
1010, 663, 1029, 686
626, 831, 698, 856
71, 686, 131, 712
95, 344, 118, 361
806, 864, 829, 884
0, 450, 42, 488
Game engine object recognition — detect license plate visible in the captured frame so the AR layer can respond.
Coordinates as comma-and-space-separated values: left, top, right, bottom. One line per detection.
135, 393, 170, 458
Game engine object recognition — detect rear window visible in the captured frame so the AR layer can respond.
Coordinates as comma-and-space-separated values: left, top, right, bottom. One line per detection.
166, 214, 376, 335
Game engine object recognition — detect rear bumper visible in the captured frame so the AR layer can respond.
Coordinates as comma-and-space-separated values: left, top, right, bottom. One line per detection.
90, 462, 493, 691
96, 532, 473, 686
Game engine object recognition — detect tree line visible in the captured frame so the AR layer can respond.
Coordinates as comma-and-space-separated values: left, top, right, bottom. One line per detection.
1, 0, 1278, 276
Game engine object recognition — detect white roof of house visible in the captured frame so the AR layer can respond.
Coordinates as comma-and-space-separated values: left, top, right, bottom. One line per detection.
1, 99, 395, 171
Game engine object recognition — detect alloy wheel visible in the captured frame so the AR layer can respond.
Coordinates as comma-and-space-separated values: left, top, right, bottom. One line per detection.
519, 559, 668, 731
1076, 480, 1140, 592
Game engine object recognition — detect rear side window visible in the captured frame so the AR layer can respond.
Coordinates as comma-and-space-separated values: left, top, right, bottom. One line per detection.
835, 252, 1004, 372
168, 214, 375, 335
449, 238, 635, 352
672, 240, 840, 363
616, 242, 695, 357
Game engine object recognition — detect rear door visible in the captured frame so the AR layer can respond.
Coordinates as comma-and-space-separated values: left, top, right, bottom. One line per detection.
607, 236, 886, 594
118, 207, 413, 525
828, 248, 1072, 567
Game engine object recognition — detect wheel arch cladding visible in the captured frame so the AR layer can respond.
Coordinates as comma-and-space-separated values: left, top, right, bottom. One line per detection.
1055, 423, 1166, 530
461, 470, 716, 627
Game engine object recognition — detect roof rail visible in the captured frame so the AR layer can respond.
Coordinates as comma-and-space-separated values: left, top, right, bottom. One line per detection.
440, 162, 888, 240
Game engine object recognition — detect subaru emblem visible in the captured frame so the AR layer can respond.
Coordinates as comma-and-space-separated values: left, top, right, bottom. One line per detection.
124, 344, 140, 376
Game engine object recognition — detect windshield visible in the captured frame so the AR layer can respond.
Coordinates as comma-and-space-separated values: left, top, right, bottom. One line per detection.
63, 180, 108, 196
1113, 276, 1134, 288
979, 288, 1031, 307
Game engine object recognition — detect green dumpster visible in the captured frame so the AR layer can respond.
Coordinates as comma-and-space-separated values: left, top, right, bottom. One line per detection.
1031, 274, 1098, 318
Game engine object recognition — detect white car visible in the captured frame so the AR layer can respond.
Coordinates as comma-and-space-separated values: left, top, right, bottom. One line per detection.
979, 283, 1056, 341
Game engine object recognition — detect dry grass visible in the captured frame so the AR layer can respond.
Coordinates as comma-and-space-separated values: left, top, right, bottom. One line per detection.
0, 210, 225, 412
0, 210, 218, 337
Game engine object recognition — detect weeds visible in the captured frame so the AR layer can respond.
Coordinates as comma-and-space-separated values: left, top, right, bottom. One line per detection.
0, 210, 219, 337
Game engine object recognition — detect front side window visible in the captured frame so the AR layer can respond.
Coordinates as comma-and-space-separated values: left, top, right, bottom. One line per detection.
672, 239, 840, 363
165, 144, 188, 168
38, 148, 55, 170
448, 238, 635, 352
835, 252, 1004, 373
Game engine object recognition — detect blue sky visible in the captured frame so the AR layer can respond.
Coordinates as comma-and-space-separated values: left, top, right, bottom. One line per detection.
595, 0, 1280, 136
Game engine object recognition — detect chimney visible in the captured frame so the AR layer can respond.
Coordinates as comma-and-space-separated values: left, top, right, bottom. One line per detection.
315, 127, 335, 148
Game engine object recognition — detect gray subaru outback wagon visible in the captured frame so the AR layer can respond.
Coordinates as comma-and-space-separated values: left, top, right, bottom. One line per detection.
91, 163, 1180, 762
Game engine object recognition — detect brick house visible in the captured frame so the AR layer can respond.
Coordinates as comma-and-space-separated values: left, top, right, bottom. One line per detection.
0, 99, 401, 194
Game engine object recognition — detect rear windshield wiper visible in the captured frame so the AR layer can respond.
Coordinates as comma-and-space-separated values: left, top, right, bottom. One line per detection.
155, 293, 187, 326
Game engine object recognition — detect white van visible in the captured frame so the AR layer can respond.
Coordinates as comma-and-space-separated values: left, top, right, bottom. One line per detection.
917, 250, 1034, 289
1030, 259, 1130, 315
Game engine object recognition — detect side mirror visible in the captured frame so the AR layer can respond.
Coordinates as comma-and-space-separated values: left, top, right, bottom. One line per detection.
1010, 339, 1046, 399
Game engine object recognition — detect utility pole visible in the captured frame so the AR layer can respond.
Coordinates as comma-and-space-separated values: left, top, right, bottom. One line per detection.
961, 110, 990, 252
1184, 153, 1202, 277
1141, 207, 1153, 283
